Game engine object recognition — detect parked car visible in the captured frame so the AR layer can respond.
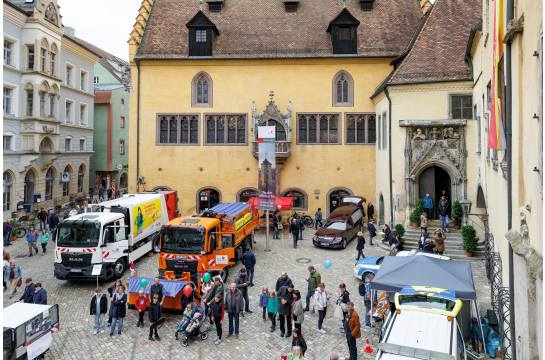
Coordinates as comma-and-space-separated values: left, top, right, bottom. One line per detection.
340, 195, 366, 215
312, 206, 364, 249
354, 250, 450, 280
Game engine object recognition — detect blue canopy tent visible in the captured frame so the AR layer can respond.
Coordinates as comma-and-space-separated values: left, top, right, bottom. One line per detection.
128, 277, 190, 311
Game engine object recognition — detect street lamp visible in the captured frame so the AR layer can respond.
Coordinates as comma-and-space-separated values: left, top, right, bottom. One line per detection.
459, 198, 472, 226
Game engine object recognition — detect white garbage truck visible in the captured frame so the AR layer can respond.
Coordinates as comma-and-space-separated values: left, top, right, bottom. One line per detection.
53, 192, 178, 280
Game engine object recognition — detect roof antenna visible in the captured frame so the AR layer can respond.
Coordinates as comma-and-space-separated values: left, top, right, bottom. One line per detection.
199, 0, 203, 11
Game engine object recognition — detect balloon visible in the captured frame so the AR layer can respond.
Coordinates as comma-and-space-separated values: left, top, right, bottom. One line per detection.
324, 260, 332, 269
139, 279, 148, 288
203, 273, 211, 283
183, 285, 192, 297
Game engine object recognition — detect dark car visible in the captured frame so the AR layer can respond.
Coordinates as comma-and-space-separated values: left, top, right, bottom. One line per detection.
312, 206, 364, 249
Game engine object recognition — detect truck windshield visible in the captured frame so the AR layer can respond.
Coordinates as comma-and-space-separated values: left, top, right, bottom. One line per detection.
161, 227, 205, 253
322, 220, 346, 231
57, 220, 101, 247
398, 294, 456, 312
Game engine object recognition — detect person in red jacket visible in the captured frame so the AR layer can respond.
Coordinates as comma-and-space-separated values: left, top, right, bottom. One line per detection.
135, 290, 148, 327
210, 293, 225, 345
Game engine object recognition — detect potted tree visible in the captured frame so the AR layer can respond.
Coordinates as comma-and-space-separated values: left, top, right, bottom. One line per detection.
10, 219, 18, 241
395, 224, 406, 245
462, 225, 478, 257
451, 201, 463, 230
409, 199, 425, 227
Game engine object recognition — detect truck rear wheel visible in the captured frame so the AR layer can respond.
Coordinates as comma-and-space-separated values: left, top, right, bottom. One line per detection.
151, 234, 161, 254
114, 258, 126, 279
218, 267, 229, 283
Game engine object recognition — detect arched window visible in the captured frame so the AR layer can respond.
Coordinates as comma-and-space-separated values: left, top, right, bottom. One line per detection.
3, 172, 13, 211
327, 187, 354, 215
197, 187, 221, 212
45, 168, 54, 200
152, 186, 172, 191
40, 38, 48, 73
62, 166, 72, 197
119, 173, 128, 188
50, 43, 58, 77
332, 70, 354, 107
265, 120, 286, 141
281, 188, 308, 210
192, 72, 213, 107
237, 188, 259, 203
77, 165, 85, 193
24, 170, 36, 203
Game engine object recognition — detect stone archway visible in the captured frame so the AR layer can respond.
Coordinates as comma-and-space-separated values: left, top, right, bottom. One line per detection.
417, 166, 451, 220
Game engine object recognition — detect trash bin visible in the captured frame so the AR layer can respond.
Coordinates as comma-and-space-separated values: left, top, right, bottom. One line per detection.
23, 203, 32, 213
34, 194, 41, 203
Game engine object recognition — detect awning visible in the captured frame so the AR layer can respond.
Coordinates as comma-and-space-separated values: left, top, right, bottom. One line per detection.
128, 277, 188, 297
246, 195, 293, 211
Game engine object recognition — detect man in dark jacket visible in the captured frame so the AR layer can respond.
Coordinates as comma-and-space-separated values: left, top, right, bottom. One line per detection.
241, 248, 256, 286
37, 208, 48, 230
289, 219, 299, 248
3, 219, 12, 247
225, 283, 244, 338
272, 211, 280, 239
277, 283, 295, 338
356, 232, 365, 260
388, 228, 397, 246
51, 213, 59, 230
19, 278, 35, 303
107, 188, 113, 200
33, 283, 47, 305
234, 268, 252, 314
315, 208, 323, 230
275, 272, 293, 292
367, 202, 374, 222
90, 287, 108, 334
148, 294, 162, 341
437, 201, 450, 233
367, 218, 376, 246
150, 277, 166, 318
296, 216, 304, 240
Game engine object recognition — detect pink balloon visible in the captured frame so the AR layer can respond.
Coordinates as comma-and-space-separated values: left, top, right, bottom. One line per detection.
183, 285, 192, 297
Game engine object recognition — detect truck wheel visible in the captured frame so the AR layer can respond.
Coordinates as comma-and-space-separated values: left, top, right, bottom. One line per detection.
244, 237, 252, 251
218, 267, 229, 283
114, 258, 126, 279
151, 234, 161, 254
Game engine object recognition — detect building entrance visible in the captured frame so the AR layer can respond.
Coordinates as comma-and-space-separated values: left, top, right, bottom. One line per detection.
198, 188, 220, 212
418, 166, 451, 220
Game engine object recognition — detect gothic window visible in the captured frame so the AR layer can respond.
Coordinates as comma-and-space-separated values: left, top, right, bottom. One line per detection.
192, 72, 213, 107
368, 115, 376, 144
266, 120, 286, 141
382, 111, 387, 150
3, 172, 12, 211
332, 71, 354, 107
77, 165, 85, 193
451, 95, 473, 119
346, 113, 375, 144
377, 114, 381, 150
26, 88, 33, 116
62, 166, 71, 197
204, 114, 247, 145
156, 114, 201, 146
39, 92, 46, 118
298, 114, 340, 144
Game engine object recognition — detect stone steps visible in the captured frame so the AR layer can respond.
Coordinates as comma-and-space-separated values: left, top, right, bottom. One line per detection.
377, 240, 484, 260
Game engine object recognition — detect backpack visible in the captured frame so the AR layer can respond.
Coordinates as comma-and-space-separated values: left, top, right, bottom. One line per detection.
358, 282, 366, 297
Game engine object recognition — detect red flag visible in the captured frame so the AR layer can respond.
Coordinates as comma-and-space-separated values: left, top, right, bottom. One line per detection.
130, 257, 136, 276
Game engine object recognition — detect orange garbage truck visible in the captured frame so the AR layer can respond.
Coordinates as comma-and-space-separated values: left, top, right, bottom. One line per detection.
156, 203, 258, 290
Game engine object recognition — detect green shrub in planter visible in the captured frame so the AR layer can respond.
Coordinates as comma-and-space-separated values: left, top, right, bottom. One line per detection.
451, 201, 463, 226
395, 224, 405, 238
10, 219, 18, 237
462, 225, 478, 253
410, 199, 425, 224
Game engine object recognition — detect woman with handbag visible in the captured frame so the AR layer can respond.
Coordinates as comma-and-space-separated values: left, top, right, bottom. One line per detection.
109, 285, 127, 336
292, 290, 304, 332
337, 283, 350, 333
107, 279, 123, 326
313, 282, 329, 334
4, 260, 21, 298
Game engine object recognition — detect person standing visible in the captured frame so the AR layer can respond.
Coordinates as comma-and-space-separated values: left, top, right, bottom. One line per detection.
135, 289, 148, 327
337, 283, 350, 334
225, 283, 244, 339
355, 232, 365, 260
267, 290, 278, 332
37, 208, 48, 230
259, 287, 269, 322
273, 210, 280, 239
148, 294, 162, 341
292, 290, 304, 332
296, 215, 305, 241
304, 266, 320, 313
51, 212, 59, 230
99, 185, 105, 201
5, 261, 20, 298
276, 272, 293, 292
433, 229, 446, 255
33, 283, 47, 305
420, 212, 428, 232
278, 283, 295, 338
344, 302, 361, 360
211, 293, 225, 345
364, 274, 374, 327
441, 190, 450, 216
107, 188, 113, 201
19, 278, 35, 303
289, 219, 299, 248
367, 202, 374, 223
382, 223, 391, 240
26, 227, 39, 257
109, 286, 127, 336
241, 248, 256, 286
48, 210, 55, 231
291, 329, 308, 356
367, 219, 376, 246
315, 208, 323, 230
206, 276, 225, 324
39, 229, 49, 255
3, 219, 12, 247
107, 279, 123, 326
313, 282, 329, 334
90, 287, 108, 334
423, 194, 433, 219
437, 200, 450, 233
149, 277, 166, 318
234, 268, 252, 315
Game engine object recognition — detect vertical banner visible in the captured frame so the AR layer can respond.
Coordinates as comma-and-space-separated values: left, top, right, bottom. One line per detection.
26, 309, 52, 359
257, 126, 276, 210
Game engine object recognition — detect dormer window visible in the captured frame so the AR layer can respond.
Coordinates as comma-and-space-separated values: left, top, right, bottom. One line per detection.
326, 8, 360, 55
206, 0, 224, 12
360, 0, 374, 12
283, 0, 299, 12
186, 11, 219, 57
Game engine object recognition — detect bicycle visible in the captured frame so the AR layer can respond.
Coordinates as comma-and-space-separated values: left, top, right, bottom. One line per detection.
288, 211, 315, 229
14, 216, 29, 238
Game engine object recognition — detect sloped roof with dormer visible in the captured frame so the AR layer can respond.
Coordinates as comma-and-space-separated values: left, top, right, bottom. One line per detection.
135, 0, 423, 59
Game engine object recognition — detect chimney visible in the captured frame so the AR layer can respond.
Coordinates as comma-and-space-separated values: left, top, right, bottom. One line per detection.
64, 27, 75, 39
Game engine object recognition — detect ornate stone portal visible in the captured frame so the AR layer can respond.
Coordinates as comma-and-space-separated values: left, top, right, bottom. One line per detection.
400, 120, 468, 223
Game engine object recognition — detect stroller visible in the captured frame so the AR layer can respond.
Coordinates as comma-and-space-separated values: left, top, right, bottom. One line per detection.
175, 302, 213, 347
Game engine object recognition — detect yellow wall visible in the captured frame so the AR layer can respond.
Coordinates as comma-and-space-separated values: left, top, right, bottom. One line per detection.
128, 58, 388, 215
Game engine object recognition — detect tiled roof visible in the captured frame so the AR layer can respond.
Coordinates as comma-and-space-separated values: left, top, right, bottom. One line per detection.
95, 83, 125, 92
94, 92, 112, 104
135, 0, 423, 59
6, 0, 35, 13
387, 0, 481, 84
74, 38, 129, 84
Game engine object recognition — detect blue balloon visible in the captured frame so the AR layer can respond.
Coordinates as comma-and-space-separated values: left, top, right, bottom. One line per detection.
324, 260, 332, 269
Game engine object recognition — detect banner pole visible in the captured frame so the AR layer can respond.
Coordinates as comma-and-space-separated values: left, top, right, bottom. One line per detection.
266, 210, 270, 252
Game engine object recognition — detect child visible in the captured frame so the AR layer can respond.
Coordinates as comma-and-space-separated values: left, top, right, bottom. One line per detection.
135, 289, 147, 327
420, 212, 428, 232
267, 290, 278, 332
259, 286, 269, 322
90, 287, 108, 334
210, 293, 224, 345
148, 294, 162, 341
39, 229, 49, 255
177, 303, 193, 330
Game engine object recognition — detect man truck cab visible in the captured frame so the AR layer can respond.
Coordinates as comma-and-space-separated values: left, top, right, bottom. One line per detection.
377, 286, 466, 360
54, 192, 177, 280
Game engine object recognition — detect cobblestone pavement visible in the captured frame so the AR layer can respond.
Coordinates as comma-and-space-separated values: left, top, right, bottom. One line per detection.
3, 225, 491, 360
